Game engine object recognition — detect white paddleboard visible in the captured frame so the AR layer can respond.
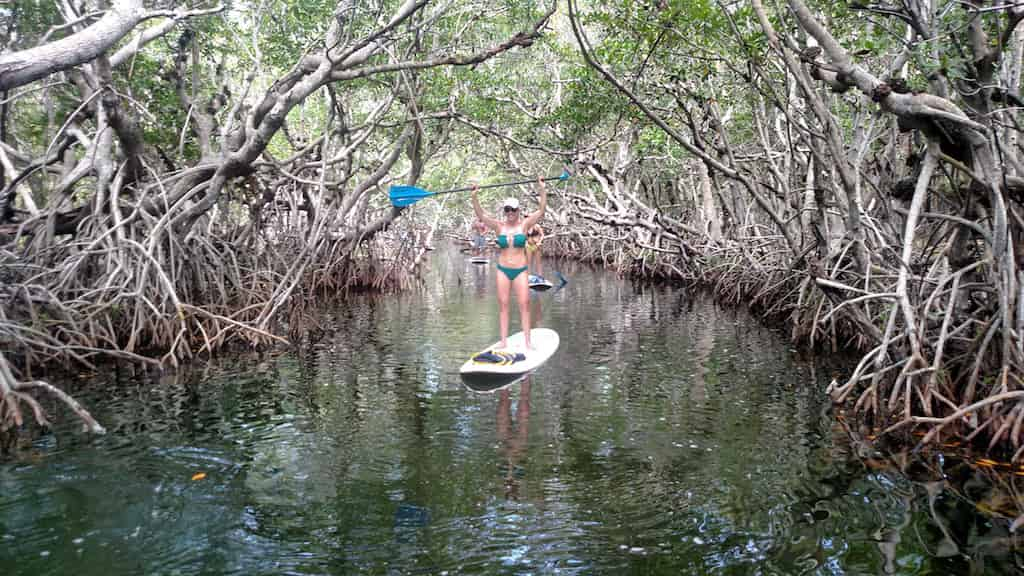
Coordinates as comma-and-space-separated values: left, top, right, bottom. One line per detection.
470, 257, 490, 264
459, 328, 560, 375
528, 274, 553, 291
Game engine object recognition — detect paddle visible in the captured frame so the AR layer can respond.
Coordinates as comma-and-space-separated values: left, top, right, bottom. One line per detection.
389, 168, 570, 208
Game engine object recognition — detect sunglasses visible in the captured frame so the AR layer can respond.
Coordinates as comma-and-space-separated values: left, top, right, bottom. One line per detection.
503, 206, 518, 213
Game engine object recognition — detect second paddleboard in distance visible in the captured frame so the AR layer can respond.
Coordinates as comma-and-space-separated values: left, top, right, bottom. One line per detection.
528, 274, 553, 291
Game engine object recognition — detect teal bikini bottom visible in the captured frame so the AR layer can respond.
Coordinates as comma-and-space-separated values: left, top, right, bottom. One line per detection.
496, 263, 528, 281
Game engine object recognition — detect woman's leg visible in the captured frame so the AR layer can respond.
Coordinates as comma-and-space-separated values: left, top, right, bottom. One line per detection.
496, 270, 511, 348
514, 272, 532, 348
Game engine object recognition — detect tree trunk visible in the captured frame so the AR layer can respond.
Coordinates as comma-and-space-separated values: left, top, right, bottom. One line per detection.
0, 0, 146, 91
696, 159, 721, 242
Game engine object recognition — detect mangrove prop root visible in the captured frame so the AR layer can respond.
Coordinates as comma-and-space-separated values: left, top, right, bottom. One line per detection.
542, 176, 1023, 458
0, 351, 105, 435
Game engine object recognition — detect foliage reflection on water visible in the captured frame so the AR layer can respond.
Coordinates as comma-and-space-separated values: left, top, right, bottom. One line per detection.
0, 246, 1022, 574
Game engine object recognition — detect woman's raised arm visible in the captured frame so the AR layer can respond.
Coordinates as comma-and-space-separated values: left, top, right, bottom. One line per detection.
522, 177, 548, 231
471, 184, 502, 231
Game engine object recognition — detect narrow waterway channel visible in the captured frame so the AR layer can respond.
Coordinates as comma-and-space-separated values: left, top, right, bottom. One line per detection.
1, 246, 1020, 574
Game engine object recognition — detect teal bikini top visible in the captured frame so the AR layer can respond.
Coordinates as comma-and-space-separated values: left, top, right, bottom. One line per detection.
496, 233, 527, 249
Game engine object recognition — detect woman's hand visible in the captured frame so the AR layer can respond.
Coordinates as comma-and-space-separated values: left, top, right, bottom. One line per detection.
522, 176, 547, 231
471, 182, 491, 228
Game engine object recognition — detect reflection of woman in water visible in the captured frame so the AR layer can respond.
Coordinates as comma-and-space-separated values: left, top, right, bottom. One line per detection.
496, 377, 531, 500
472, 259, 488, 297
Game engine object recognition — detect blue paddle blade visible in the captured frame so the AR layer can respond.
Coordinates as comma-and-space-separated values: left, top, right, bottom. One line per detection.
558, 169, 570, 181
389, 185, 433, 207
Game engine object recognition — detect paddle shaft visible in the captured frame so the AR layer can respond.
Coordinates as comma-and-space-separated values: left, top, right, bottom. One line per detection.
432, 174, 564, 197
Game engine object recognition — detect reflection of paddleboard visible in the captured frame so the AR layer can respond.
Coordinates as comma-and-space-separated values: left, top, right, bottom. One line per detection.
461, 371, 529, 393
528, 274, 553, 291
459, 329, 559, 375
470, 257, 490, 264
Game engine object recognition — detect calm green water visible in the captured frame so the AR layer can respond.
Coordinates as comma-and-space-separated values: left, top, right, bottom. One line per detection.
1, 247, 1021, 575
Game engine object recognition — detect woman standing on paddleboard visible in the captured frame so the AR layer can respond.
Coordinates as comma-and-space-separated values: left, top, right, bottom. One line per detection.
471, 177, 548, 350
470, 218, 488, 257
526, 223, 544, 278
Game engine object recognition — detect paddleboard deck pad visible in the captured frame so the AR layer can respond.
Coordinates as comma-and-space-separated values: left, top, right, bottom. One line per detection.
528, 274, 553, 291
460, 328, 559, 375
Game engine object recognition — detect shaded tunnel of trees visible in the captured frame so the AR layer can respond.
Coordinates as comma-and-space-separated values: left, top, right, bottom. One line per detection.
2, 1, 1024, 462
